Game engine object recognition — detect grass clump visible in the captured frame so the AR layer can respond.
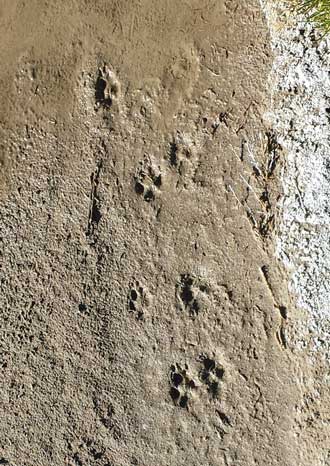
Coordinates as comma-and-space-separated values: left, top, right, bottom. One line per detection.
294, 1, 330, 35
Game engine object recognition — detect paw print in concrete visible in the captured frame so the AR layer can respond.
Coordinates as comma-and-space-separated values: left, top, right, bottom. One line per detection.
198, 356, 225, 399
168, 132, 198, 184
134, 158, 162, 202
93, 395, 115, 431
128, 281, 150, 320
168, 357, 226, 410
169, 363, 196, 409
67, 438, 112, 466
176, 274, 209, 318
169, 356, 225, 409
95, 64, 120, 109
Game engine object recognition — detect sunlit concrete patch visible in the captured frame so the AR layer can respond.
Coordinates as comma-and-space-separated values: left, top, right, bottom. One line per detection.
260, 1, 330, 349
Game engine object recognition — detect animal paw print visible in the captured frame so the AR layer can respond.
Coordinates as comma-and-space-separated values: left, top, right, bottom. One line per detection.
95, 64, 120, 109
176, 274, 208, 318
134, 158, 162, 202
169, 364, 196, 409
67, 438, 112, 466
168, 132, 198, 182
128, 281, 149, 320
198, 356, 224, 399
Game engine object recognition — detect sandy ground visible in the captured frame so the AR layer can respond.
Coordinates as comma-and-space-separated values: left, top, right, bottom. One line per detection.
0, 1, 319, 465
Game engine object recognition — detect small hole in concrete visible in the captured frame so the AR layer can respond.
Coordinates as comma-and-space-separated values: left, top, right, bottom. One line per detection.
215, 367, 225, 379
95, 77, 107, 102
200, 369, 209, 382
154, 175, 162, 187
208, 381, 219, 398
130, 289, 138, 301
144, 189, 155, 202
179, 395, 188, 408
187, 379, 196, 389
169, 142, 178, 167
279, 306, 288, 320
170, 387, 180, 401
172, 373, 183, 387
204, 358, 216, 372
129, 300, 136, 311
135, 181, 144, 195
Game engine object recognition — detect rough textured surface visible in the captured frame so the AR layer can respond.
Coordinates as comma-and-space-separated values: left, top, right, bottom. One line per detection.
261, 1, 330, 345
261, 1, 330, 463
0, 1, 312, 465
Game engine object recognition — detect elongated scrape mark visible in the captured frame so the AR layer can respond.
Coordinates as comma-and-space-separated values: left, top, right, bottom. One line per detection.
261, 265, 288, 349
87, 159, 103, 238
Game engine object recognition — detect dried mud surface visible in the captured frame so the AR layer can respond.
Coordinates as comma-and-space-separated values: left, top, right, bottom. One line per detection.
0, 1, 315, 465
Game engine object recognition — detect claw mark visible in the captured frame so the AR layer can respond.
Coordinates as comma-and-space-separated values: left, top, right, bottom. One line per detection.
227, 184, 258, 227
277, 326, 287, 349
261, 265, 288, 349
87, 160, 103, 237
